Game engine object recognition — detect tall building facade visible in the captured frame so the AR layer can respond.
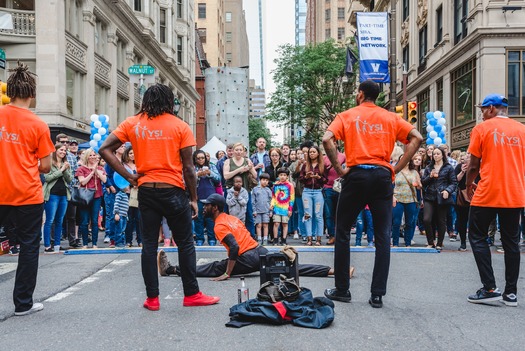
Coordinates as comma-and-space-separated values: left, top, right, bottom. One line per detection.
195, 0, 225, 67
224, 0, 249, 67
306, 0, 354, 44
248, 79, 265, 118
295, 0, 307, 46
0, 0, 198, 139
357, 0, 525, 149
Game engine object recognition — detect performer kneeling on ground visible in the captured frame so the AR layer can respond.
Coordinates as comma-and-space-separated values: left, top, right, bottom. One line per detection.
158, 193, 355, 280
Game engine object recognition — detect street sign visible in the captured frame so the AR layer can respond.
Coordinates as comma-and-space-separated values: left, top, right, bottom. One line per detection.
0, 48, 6, 70
128, 65, 154, 75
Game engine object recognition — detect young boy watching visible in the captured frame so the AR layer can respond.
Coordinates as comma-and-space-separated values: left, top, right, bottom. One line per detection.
252, 172, 272, 245
270, 168, 295, 245
226, 175, 249, 222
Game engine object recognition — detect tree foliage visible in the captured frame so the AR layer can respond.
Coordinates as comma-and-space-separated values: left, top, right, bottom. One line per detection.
266, 39, 358, 144
248, 117, 274, 153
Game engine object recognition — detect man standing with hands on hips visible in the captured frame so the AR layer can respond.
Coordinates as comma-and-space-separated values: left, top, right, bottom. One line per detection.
465, 94, 525, 306
322, 80, 422, 308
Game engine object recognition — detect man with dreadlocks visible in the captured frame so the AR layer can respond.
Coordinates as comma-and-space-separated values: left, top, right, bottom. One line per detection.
0, 61, 55, 316
100, 84, 220, 311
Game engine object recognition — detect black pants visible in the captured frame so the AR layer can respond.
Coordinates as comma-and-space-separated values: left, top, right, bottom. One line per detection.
423, 200, 448, 246
175, 245, 331, 277
0, 203, 44, 313
469, 206, 521, 295
138, 187, 199, 297
455, 205, 470, 246
65, 201, 77, 245
334, 167, 393, 296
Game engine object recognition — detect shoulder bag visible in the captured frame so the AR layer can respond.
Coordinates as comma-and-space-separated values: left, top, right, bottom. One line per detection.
71, 182, 95, 207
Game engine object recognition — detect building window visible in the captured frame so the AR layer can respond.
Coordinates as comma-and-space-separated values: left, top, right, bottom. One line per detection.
325, 28, 331, 39
402, 45, 409, 70
198, 3, 206, 19
436, 5, 443, 44
0, 0, 34, 10
226, 31, 232, 42
116, 37, 126, 72
95, 83, 108, 115
507, 50, 525, 116
325, 9, 330, 21
337, 27, 345, 40
451, 57, 476, 127
225, 12, 232, 22
417, 88, 430, 140
159, 8, 166, 43
226, 52, 232, 62
94, 18, 108, 58
177, 0, 182, 19
337, 7, 345, 20
65, 0, 82, 39
454, 0, 468, 44
134, 0, 142, 12
66, 65, 84, 117
436, 78, 444, 112
418, 25, 427, 66
402, 0, 409, 21
199, 28, 207, 43
177, 36, 183, 65
117, 96, 128, 124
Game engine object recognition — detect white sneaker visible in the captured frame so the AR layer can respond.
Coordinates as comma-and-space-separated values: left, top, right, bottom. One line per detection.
15, 303, 43, 316
103, 236, 110, 243
293, 233, 299, 240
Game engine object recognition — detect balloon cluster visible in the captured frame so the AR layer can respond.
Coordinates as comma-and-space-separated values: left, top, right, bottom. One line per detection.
425, 111, 447, 146
89, 114, 109, 152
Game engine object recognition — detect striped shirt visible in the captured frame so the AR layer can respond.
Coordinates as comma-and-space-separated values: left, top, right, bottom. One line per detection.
113, 191, 129, 217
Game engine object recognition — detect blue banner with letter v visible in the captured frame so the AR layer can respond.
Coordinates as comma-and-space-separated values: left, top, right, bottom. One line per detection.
356, 12, 390, 83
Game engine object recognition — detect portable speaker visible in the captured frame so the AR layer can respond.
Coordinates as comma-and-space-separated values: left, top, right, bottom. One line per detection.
259, 252, 299, 286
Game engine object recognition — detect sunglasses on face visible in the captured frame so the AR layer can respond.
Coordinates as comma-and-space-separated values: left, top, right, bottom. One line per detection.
59, 140, 70, 144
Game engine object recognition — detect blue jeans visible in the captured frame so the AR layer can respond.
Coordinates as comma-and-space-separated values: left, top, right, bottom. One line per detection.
245, 192, 255, 238
79, 197, 102, 246
302, 188, 324, 238
43, 195, 68, 247
323, 187, 339, 237
104, 191, 116, 240
194, 201, 216, 243
355, 209, 374, 245
288, 200, 298, 234
392, 202, 418, 246
125, 206, 142, 245
447, 192, 457, 233
114, 216, 127, 246
296, 195, 306, 238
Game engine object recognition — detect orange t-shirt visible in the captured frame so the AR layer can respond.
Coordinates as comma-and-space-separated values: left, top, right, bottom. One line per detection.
214, 213, 258, 256
467, 117, 525, 208
0, 105, 55, 205
328, 102, 414, 180
112, 113, 196, 188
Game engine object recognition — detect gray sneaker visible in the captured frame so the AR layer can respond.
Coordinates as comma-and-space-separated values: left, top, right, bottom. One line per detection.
157, 249, 172, 276
15, 302, 44, 316
501, 293, 518, 307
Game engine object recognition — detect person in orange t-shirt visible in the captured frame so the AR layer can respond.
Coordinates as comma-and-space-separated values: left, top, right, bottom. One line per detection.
465, 94, 525, 306
156, 194, 354, 280
99, 84, 219, 310
322, 80, 422, 308
0, 62, 55, 316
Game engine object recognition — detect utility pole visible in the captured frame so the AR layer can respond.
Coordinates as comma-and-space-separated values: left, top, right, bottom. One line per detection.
389, 0, 397, 112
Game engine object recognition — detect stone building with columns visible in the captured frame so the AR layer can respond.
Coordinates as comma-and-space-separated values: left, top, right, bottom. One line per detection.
0, 0, 198, 140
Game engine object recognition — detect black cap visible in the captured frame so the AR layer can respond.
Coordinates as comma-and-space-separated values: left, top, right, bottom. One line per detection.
201, 193, 226, 209
69, 139, 78, 145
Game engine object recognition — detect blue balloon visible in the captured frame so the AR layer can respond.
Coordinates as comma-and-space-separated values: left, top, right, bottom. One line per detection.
101, 134, 108, 141
442, 138, 447, 144
426, 138, 434, 145
90, 134, 95, 140
434, 124, 442, 133
113, 172, 130, 190
429, 118, 437, 126
90, 122, 95, 128
103, 122, 109, 129
426, 112, 434, 119
438, 131, 446, 138
98, 115, 106, 122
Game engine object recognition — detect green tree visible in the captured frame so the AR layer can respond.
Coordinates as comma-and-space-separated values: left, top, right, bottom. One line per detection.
248, 117, 274, 153
266, 39, 358, 144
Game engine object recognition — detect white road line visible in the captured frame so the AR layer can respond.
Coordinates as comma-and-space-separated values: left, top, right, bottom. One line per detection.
45, 259, 132, 302
0, 263, 17, 276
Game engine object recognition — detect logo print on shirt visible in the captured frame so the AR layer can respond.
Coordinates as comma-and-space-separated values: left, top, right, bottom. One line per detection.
0, 126, 21, 143
492, 129, 522, 148
134, 122, 169, 140
355, 116, 388, 135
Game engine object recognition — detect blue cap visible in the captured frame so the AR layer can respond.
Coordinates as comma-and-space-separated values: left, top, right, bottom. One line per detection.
201, 193, 226, 208
476, 94, 508, 107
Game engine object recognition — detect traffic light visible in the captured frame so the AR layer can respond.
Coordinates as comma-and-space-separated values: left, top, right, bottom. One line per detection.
408, 101, 418, 124
395, 105, 403, 119
0, 82, 10, 105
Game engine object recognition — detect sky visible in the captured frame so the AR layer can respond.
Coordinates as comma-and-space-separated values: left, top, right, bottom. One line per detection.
243, 0, 295, 144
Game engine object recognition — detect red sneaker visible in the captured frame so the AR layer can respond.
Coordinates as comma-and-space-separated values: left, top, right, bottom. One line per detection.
183, 291, 220, 307
143, 297, 160, 311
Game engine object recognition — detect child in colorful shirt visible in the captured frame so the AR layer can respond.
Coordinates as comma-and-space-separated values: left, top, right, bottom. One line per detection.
270, 168, 295, 245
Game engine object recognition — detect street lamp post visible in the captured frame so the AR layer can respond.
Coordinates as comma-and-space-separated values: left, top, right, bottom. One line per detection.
174, 97, 181, 115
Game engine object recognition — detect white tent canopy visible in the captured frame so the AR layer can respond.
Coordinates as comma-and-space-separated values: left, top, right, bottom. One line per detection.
199, 136, 227, 163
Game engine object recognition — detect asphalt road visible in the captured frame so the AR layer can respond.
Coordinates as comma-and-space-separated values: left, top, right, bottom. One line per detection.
1, 239, 524, 351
